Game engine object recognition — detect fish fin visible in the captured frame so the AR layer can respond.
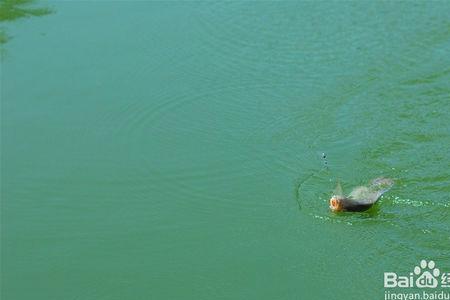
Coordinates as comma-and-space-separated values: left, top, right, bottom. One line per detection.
369, 177, 394, 194
334, 180, 344, 197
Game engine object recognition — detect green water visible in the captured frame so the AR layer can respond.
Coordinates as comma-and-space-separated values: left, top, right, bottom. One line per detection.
2, 1, 450, 299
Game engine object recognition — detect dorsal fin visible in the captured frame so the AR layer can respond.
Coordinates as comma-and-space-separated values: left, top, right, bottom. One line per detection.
334, 180, 344, 197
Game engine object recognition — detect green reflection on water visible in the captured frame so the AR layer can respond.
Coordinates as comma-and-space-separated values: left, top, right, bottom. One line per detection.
0, 0, 52, 44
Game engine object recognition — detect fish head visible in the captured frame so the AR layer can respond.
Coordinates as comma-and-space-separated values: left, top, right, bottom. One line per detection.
329, 195, 344, 212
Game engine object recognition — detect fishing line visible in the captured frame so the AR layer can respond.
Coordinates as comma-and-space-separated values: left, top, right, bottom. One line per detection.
322, 152, 329, 170
295, 151, 331, 210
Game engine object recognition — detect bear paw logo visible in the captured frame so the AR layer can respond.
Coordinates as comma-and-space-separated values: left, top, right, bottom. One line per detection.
414, 260, 440, 288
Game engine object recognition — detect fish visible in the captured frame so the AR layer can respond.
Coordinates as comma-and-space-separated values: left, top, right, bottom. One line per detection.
329, 177, 394, 212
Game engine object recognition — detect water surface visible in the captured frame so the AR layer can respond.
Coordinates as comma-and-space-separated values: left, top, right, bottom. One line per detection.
2, 2, 450, 299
